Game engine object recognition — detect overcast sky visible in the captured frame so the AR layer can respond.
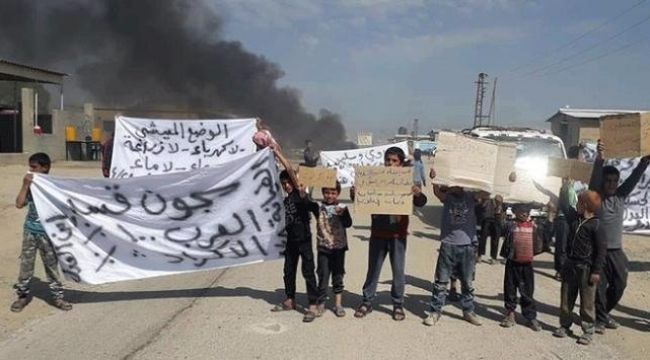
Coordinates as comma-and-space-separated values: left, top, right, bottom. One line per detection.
211, 0, 650, 138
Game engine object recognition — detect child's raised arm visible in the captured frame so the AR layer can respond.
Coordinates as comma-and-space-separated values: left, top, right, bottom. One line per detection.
15, 174, 33, 209
271, 145, 300, 189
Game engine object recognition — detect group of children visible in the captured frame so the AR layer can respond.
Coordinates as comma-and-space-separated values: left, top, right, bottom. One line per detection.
10, 137, 648, 347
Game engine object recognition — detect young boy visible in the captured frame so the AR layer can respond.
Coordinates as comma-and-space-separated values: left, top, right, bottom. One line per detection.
316, 182, 352, 317
353, 146, 428, 321
589, 140, 650, 332
554, 190, 606, 345
499, 203, 541, 331
11, 152, 72, 312
424, 184, 487, 327
270, 147, 320, 322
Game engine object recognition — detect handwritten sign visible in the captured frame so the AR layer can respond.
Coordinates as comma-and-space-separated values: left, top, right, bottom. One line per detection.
31, 149, 285, 284
297, 166, 337, 189
431, 132, 516, 195
354, 166, 412, 215
111, 116, 257, 178
320, 142, 409, 188
547, 158, 594, 183
600, 112, 650, 158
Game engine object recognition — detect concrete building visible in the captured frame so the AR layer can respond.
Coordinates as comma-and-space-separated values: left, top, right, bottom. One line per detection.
1, 59, 238, 164
545, 107, 649, 147
0, 59, 68, 164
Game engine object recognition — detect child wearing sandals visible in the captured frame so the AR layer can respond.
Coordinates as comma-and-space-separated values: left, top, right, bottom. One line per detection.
352, 146, 428, 321
270, 147, 320, 323
316, 182, 352, 317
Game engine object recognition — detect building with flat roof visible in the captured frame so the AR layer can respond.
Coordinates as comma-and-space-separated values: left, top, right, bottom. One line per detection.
545, 107, 649, 147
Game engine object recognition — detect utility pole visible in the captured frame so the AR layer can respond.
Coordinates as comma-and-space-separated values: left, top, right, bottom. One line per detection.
487, 77, 497, 126
473, 73, 489, 127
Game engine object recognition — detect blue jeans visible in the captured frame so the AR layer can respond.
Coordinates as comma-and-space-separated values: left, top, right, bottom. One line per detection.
430, 242, 476, 314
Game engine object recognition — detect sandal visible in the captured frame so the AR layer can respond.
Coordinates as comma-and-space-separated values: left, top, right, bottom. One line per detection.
334, 305, 346, 318
271, 299, 295, 312
392, 306, 406, 321
303, 310, 317, 323
354, 304, 372, 318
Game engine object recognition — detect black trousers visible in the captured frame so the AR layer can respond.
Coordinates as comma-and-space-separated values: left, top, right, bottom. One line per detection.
554, 217, 569, 273
317, 250, 346, 304
504, 260, 537, 320
595, 249, 628, 324
283, 241, 319, 305
479, 219, 501, 259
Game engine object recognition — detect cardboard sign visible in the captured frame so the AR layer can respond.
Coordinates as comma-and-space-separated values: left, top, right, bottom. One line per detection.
297, 166, 338, 188
354, 166, 412, 215
430, 132, 516, 195
600, 113, 650, 158
547, 158, 593, 183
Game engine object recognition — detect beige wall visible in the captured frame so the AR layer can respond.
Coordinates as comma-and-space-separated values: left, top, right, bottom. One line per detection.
19, 88, 85, 161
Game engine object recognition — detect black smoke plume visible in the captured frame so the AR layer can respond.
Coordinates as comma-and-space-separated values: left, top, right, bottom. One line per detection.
0, 0, 354, 149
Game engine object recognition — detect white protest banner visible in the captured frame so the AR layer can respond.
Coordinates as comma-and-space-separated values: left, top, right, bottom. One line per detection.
606, 157, 650, 234
432, 132, 516, 195
31, 149, 285, 284
111, 116, 257, 178
320, 142, 409, 188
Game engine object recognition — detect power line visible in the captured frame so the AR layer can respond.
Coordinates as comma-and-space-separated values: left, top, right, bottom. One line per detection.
523, 10, 650, 76
508, 0, 648, 74
543, 34, 650, 76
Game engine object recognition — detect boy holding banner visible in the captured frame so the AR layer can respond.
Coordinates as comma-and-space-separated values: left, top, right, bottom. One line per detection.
589, 140, 650, 333
11, 153, 72, 312
270, 147, 320, 323
353, 147, 428, 321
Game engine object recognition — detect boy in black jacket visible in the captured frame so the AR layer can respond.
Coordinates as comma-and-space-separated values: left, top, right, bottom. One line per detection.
553, 190, 606, 345
271, 147, 320, 323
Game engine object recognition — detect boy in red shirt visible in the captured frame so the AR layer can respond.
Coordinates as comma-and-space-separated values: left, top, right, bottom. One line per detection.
499, 203, 541, 331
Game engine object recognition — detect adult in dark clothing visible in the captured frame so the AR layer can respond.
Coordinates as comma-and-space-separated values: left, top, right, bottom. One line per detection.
554, 145, 583, 280
478, 195, 505, 264
303, 139, 319, 167
100, 132, 114, 178
553, 190, 606, 345
589, 140, 650, 333
554, 179, 577, 280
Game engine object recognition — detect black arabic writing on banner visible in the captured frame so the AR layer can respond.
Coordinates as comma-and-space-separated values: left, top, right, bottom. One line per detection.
44, 153, 286, 283
113, 121, 247, 178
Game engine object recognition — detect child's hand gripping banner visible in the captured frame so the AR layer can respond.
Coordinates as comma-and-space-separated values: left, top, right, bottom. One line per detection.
31, 149, 286, 284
